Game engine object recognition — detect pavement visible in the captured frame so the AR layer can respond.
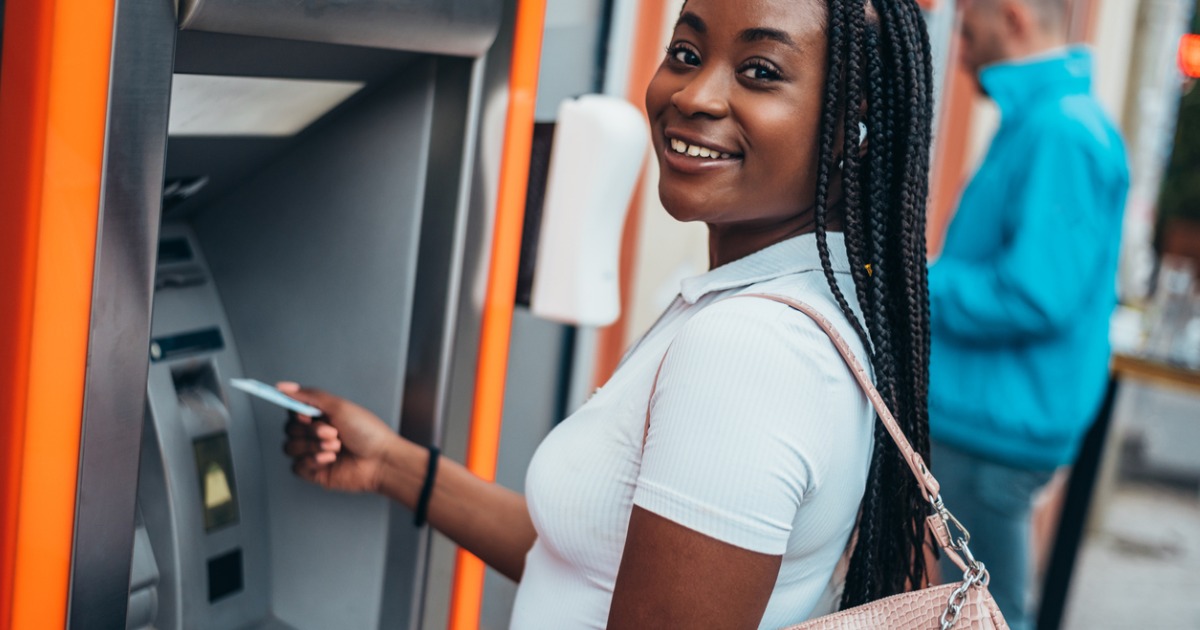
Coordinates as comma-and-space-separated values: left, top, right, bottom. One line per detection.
1060, 481, 1200, 629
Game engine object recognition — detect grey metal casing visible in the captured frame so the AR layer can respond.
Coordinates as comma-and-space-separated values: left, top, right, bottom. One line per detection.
179, 0, 502, 57
140, 223, 277, 630
188, 58, 435, 628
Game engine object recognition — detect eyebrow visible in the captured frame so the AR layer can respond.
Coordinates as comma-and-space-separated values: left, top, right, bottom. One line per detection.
676, 11, 706, 34
674, 12, 801, 51
738, 27, 800, 49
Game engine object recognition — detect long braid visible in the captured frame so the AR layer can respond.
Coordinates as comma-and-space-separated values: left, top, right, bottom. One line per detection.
813, 0, 875, 354
809, 0, 935, 607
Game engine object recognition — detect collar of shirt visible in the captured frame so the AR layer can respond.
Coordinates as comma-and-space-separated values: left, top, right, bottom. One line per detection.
980, 45, 1094, 120
679, 232, 851, 304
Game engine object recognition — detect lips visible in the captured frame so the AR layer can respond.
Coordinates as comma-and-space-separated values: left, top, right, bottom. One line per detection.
669, 137, 735, 160
664, 129, 742, 159
660, 129, 742, 175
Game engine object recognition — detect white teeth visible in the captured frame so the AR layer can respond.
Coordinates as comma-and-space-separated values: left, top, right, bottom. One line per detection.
669, 137, 732, 159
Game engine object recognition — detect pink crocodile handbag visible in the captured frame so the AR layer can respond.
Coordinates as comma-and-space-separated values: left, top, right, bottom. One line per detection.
644, 293, 1009, 630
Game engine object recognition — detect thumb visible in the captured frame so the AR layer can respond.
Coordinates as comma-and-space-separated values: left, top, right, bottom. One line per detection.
276, 382, 344, 418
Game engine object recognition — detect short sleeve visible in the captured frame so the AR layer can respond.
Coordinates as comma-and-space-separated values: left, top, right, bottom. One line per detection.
632, 298, 869, 555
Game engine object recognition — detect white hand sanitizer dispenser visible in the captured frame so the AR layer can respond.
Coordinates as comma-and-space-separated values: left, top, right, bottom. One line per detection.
530, 95, 649, 326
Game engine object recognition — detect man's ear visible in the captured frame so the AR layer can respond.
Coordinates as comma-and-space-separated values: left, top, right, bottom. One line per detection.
1000, 0, 1035, 40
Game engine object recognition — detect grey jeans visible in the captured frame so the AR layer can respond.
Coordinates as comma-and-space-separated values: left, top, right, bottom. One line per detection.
931, 440, 1054, 630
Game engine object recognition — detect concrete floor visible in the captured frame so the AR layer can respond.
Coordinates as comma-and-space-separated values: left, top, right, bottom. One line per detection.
1061, 481, 1200, 629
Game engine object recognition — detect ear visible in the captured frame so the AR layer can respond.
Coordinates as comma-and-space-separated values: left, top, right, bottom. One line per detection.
1000, 0, 1034, 39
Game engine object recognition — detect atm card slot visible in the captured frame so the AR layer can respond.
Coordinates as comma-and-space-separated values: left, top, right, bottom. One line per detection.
150, 328, 225, 362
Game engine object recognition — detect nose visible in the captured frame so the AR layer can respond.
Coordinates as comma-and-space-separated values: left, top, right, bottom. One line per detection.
669, 65, 731, 119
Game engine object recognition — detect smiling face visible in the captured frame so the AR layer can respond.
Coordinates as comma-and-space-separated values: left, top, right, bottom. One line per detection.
645, 0, 829, 236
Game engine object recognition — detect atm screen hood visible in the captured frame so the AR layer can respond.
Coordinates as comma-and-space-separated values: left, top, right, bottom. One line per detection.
178, 0, 502, 57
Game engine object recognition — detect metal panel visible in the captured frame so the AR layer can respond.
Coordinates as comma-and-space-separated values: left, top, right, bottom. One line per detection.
417, 1, 522, 625
68, 0, 177, 626
381, 53, 485, 630
192, 58, 436, 629
179, 0, 502, 58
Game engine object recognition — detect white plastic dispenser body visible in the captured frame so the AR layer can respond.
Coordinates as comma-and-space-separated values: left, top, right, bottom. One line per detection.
530, 95, 649, 326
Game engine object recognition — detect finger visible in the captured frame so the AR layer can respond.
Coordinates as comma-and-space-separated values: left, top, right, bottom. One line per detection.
287, 409, 312, 426
291, 455, 326, 482
314, 451, 337, 465
311, 421, 339, 441
283, 437, 324, 458
320, 439, 342, 453
276, 383, 343, 417
285, 418, 318, 439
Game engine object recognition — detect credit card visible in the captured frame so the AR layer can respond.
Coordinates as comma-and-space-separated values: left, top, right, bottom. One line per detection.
230, 378, 323, 417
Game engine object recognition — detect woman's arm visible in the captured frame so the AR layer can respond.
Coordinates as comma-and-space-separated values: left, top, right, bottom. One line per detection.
376, 438, 536, 581
607, 507, 781, 629
281, 384, 537, 582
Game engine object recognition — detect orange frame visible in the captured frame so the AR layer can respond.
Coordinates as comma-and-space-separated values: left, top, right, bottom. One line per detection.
447, 0, 548, 628
0, 0, 117, 628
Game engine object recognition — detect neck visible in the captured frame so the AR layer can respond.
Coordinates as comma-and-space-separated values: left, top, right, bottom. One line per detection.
705, 195, 844, 269
1010, 33, 1068, 61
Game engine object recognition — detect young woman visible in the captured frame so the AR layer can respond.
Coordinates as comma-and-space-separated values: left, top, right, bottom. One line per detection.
281, 0, 935, 627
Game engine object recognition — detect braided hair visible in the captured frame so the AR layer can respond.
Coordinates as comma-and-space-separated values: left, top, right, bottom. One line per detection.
811, 0, 935, 607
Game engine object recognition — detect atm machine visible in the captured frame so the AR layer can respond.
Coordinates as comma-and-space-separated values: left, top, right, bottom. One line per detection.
0, 0, 521, 628
123, 4, 509, 629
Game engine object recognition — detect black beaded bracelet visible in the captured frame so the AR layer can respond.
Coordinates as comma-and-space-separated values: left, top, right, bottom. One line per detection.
413, 445, 440, 527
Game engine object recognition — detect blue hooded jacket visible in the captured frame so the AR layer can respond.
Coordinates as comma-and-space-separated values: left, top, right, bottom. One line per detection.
928, 48, 1129, 470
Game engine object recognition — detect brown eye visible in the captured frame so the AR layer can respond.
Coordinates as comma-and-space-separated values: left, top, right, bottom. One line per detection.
668, 44, 701, 66
739, 60, 781, 82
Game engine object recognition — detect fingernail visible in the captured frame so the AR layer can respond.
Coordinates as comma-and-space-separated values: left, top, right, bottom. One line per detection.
315, 452, 336, 464
277, 381, 300, 392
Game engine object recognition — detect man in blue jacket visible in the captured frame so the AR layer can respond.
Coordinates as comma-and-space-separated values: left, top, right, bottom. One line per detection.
929, 0, 1129, 627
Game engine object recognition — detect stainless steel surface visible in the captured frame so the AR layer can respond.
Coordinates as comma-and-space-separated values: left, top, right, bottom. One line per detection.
385, 54, 485, 630
417, 1, 522, 625
191, 57, 436, 628
67, 0, 177, 627
178, 0, 502, 57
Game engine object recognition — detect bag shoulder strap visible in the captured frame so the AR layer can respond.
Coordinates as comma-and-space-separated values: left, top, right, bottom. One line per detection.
643, 293, 971, 570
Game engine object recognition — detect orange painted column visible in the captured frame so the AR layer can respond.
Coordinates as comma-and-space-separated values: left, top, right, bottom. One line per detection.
0, 0, 117, 627
592, 0, 671, 386
446, 0, 547, 628
927, 62, 978, 257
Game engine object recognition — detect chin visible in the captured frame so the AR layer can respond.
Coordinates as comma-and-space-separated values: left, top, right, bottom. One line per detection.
657, 183, 706, 224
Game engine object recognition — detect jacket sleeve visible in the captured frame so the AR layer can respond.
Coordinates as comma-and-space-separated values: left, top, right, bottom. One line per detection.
929, 125, 1120, 345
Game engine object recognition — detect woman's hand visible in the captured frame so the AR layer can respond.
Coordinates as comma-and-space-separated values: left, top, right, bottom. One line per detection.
279, 382, 405, 494
279, 384, 538, 582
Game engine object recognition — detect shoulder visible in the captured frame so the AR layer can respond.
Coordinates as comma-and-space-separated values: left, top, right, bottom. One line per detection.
664, 292, 867, 391
1026, 96, 1126, 162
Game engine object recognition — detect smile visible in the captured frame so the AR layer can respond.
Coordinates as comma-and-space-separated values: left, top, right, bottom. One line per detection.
669, 137, 736, 160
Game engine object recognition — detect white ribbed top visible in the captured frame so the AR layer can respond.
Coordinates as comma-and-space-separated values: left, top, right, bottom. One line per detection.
510, 233, 874, 629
